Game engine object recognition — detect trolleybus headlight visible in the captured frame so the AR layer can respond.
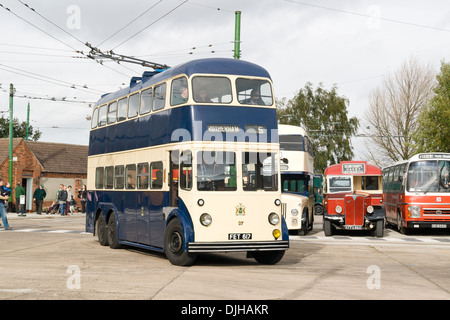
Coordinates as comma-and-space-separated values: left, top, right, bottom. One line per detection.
367, 206, 374, 214
291, 208, 299, 216
269, 212, 280, 225
273, 229, 281, 240
200, 213, 212, 226
274, 199, 281, 206
197, 199, 205, 206
335, 205, 343, 214
407, 206, 421, 218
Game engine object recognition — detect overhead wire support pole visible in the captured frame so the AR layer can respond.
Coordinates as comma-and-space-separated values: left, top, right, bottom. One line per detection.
8, 84, 14, 203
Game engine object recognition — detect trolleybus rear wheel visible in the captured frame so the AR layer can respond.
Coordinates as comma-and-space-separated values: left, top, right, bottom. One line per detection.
107, 213, 122, 249
164, 219, 197, 266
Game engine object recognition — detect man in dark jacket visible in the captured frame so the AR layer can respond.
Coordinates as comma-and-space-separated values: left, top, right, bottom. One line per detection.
33, 184, 47, 215
57, 184, 68, 216
15, 182, 25, 214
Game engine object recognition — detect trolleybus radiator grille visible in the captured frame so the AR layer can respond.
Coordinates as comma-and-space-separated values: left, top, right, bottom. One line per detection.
188, 241, 289, 253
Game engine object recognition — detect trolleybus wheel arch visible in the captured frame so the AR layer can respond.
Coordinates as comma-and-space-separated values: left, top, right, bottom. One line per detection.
164, 218, 197, 266
96, 212, 108, 246
107, 212, 122, 249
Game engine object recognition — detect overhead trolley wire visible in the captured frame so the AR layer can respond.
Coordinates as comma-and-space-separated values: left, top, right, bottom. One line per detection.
97, 0, 163, 47
111, 0, 189, 50
285, 0, 450, 33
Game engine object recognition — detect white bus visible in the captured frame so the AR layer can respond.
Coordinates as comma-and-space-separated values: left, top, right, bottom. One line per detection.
278, 124, 315, 235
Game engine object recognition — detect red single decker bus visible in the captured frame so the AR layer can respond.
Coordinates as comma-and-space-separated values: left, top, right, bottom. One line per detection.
323, 161, 385, 237
382, 153, 450, 234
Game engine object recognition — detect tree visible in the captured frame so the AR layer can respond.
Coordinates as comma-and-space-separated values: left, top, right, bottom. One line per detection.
414, 60, 450, 153
277, 82, 359, 173
364, 57, 435, 166
0, 116, 42, 141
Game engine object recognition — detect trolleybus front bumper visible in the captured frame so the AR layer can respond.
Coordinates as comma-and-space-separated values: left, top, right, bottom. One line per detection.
187, 240, 289, 253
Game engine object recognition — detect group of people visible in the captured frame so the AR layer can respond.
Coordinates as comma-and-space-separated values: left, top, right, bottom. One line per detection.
51, 184, 87, 216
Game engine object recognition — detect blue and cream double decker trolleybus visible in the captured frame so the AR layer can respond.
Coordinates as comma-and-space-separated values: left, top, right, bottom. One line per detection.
278, 124, 315, 235
86, 58, 289, 266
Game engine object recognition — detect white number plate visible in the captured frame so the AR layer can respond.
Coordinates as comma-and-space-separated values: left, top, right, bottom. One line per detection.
431, 224, 447, 229
228, 233, 252, 240
344, 225, 363, 230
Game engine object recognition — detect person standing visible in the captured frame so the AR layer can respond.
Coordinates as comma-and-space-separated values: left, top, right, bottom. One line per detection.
0, 178, 12, 230
78, 184, 87, 213
15, 182, 25, 214
33, 184, 47, 215
57, 184, 68, 216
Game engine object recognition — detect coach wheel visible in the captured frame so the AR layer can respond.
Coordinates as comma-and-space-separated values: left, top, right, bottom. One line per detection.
97, 213, 108, 246
253, 250, 285, 265
397, 213, 407, 235
324, 219, 333, 236
164, 219, 197, 266
375, 220, 384, 238
302, 210, 309, 235
107, 213, 122, 249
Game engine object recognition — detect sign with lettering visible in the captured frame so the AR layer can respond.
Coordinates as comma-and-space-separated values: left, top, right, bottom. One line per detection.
342, 163, 365, 174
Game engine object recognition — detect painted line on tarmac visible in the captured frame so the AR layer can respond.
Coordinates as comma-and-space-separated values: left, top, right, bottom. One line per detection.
0, 228, 87, 235
290, 235, 450, 244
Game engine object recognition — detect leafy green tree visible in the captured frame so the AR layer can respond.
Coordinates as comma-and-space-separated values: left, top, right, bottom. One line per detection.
0, 116, 41, 141
415, 61, 450, 153
277, 82, 359, 173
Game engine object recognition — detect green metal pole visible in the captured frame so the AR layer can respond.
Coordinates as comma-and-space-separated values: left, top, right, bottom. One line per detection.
26, 102, 30, 141
234, 11, 241, 60
8, 84, 14, 206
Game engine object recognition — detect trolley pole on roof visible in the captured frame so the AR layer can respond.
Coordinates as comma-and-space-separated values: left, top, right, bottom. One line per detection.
234, 11, 241, 60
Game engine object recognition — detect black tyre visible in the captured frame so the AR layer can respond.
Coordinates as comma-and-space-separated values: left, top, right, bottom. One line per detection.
253, 250, 285, 265
376, 219, 384, 238
97, 213, 108, 246
107, 213, 122, 249
164, 219, 197, 266
324, 219, 333, 236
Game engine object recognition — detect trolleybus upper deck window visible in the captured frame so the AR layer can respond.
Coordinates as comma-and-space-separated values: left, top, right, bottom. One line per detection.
117, 97, 127, 122
237, 78, 273, 106
171, 77, 188, 106
153, 83, 167, 111
98, 105, 107, 127
128, 93, 139, 118
192, 76, 232, 103
107, 101, 117, 125
140, 88, 152, 115
91, 107, 99, 129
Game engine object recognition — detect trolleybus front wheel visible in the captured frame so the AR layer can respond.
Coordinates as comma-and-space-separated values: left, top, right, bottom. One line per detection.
252, 250, 285, 265
164, 219, 197, 266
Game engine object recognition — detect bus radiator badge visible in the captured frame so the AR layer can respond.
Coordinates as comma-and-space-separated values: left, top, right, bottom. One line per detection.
235, 203, 246, 216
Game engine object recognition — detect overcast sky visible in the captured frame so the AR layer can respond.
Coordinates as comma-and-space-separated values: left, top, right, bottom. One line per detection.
0, 0, 449, 159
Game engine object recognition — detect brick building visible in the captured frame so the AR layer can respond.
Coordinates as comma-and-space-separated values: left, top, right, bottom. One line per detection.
0, 138, 88, 211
